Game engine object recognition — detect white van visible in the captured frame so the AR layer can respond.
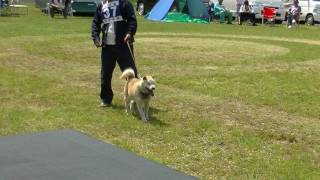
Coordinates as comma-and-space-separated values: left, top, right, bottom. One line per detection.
283, 0, 320, 25
211, 0, 286, 21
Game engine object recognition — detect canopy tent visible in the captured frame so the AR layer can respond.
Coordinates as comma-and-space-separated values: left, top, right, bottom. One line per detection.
147, 0, 209, 23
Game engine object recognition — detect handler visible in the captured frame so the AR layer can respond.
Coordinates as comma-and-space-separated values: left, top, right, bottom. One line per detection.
91, 0, 138, 107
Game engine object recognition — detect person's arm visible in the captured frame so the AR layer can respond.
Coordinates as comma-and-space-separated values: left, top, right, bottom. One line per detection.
123, 0, 137, 41
91, 3, 102, 47
239, 5, 244, 13
249, 5, 253, 13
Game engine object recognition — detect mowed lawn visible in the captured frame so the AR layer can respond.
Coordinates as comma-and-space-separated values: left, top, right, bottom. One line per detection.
1, 5, 320, 179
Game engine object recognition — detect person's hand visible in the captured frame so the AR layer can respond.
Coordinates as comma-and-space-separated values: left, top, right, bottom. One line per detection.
123, 33, 131, 43
94, 39, 101, 48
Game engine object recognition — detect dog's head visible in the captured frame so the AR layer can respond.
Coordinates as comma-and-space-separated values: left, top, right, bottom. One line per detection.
141, 76, 156, 96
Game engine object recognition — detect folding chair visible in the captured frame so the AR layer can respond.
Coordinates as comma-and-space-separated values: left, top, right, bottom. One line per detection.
261, 6, 276, 25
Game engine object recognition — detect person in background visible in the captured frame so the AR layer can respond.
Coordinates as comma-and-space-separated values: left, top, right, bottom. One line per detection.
236, 0, 245, 24
49, 0, 64, 18
91, 0, 138, 107
239, 0, 256, 25
63, 0, 71, 18
214, 0, 233, 24
208, 0, 215, 21
287, 0, 301, 28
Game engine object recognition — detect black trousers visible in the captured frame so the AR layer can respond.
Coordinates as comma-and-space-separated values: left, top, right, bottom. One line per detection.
239, 13, 256, 25
100, 44, 138, 104
287, 14, 299, 26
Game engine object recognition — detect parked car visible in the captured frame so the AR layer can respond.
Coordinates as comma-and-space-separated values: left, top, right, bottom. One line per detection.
71, 0, 98, 14
251, 0, 286, 21
283, 0, 320, 25
136, 0, 158, 15
37, 0, 98, 15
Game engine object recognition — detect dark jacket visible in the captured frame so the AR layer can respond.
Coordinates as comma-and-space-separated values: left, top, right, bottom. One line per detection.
91, 0, 137, 45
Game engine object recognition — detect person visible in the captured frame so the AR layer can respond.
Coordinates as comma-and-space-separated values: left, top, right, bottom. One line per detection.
213, 0, 233, 24
63, 0, 71, 18
0, 0, 8, 8
287, 0, 301, 28
208, 0, 215, 21
91, 0, 138, 107
48, 0, 69, 18
239, 0, 256, 25
236, 0, 245, 23
49, 0, 63, 18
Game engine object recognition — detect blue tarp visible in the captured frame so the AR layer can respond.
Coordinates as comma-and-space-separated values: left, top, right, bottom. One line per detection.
147, 0, 174, 21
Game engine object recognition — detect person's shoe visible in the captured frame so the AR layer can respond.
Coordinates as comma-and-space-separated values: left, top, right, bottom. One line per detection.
100, 100, 111, 107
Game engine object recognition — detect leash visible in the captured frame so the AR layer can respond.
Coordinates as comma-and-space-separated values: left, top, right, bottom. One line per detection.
126, 41, 135, 62
126, 41, 141, 78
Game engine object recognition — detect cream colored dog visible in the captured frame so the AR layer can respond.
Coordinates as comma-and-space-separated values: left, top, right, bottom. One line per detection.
120, 68, 156, 122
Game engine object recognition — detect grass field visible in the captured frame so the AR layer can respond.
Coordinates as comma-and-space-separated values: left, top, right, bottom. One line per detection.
1, 4, 320, 179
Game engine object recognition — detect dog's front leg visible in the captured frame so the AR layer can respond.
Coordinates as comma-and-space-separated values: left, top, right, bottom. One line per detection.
136, 103, 147, 122
129, 101, 136, 114
144, 103, 150, 121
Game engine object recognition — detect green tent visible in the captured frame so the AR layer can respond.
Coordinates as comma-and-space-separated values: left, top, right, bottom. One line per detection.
176, 0, 187, 13
163, 0, 209, 23
186, 0, 208, 19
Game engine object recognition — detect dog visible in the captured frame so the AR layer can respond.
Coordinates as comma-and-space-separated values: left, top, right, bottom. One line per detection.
120, 68, 156, 122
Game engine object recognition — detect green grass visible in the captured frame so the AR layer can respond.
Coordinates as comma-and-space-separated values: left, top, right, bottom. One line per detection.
1, 5, 320, 179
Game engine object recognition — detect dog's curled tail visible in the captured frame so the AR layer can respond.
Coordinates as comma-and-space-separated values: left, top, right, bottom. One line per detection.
120, 68, 135, 80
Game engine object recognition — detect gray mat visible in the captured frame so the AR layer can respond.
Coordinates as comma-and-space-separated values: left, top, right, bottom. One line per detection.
0, 129, 196, 180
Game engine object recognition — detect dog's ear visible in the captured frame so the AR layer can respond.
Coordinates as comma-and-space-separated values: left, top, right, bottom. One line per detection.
143, 76, 147, 81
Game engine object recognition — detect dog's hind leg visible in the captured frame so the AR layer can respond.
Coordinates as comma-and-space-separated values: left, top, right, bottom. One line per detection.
136, 103, 147, 122
124, 97, 130, 114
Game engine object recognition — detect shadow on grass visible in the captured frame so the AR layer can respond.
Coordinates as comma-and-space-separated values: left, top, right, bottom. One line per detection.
111, 104, 168, 126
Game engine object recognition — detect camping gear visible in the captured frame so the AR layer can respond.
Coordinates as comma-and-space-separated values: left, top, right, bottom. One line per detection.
147, 0, 209, 23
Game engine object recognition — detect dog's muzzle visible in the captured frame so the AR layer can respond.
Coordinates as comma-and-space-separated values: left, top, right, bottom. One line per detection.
146, 87, 155, 96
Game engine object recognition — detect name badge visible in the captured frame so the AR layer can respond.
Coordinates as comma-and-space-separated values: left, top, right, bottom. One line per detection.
102, 0, 123, 24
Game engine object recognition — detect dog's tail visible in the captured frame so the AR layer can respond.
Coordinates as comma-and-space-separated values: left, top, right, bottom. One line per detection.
120, 68, 135, 80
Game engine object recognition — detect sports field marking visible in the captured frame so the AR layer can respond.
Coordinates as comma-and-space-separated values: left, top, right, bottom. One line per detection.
138, 32, 320, 46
